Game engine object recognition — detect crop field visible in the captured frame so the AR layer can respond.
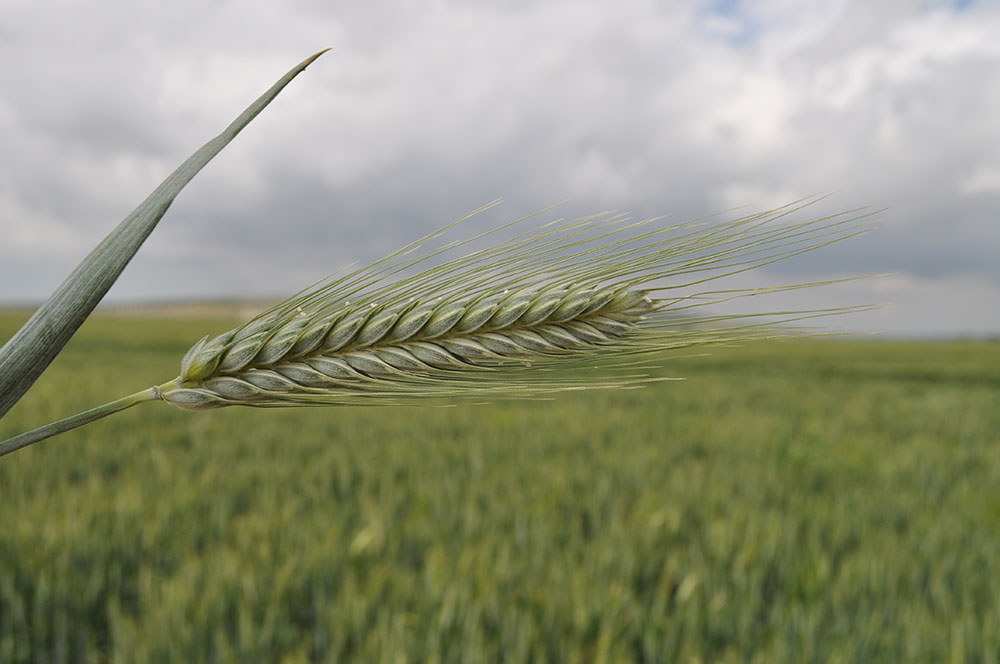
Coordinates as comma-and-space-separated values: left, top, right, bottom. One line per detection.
1, 312, 999, 662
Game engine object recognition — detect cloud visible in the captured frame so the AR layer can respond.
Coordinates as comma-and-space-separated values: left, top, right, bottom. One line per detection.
959, 166, 1000, 195
0, 0, 997, 337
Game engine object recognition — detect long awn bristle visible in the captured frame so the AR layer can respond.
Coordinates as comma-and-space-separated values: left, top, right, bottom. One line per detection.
154, 198, 876, 409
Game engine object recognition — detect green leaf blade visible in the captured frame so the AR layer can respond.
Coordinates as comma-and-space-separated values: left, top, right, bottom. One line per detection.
0, 49, 330, 419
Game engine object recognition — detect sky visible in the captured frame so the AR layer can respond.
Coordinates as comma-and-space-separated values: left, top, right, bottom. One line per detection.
1, 0, 998, 337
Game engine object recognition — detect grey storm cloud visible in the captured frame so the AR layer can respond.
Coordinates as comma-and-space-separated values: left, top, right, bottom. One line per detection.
1, 0, 998, 336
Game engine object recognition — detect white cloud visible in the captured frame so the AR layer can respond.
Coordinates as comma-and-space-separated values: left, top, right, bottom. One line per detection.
959, 167, 1000, 195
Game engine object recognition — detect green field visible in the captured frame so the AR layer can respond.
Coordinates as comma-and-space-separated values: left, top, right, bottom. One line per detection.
1, 313, 998, 662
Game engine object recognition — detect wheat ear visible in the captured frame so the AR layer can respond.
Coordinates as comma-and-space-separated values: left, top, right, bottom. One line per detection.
154, 197, 873, 407
157, 282, 658, 409
0, 198, 875, 456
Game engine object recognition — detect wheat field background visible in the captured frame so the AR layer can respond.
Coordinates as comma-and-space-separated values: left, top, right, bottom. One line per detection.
1, 312, 998, 662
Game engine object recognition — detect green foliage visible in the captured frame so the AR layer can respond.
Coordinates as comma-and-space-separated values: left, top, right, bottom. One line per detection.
1, 314, 998, 662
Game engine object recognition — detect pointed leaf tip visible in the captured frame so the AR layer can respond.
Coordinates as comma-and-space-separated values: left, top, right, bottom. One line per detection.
0, 50, 330, 419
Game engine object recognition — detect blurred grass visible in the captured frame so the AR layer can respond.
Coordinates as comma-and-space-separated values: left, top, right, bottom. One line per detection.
1, 313, 999, 662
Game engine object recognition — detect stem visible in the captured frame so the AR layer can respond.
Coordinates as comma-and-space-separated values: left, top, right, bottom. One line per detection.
0, 387, 161, 459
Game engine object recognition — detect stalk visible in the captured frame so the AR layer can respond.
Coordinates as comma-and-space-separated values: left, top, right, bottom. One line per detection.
0, 387, 161, 458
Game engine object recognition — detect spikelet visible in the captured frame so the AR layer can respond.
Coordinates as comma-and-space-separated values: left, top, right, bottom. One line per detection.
157, 199, 874, 409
